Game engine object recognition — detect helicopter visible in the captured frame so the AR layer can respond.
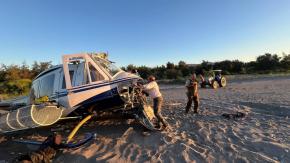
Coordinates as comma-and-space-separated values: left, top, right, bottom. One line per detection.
0, 52, 157, 134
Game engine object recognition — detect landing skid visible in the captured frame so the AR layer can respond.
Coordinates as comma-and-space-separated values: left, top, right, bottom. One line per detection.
136, 105, 158, 131
14, 132, 93, 149
137, 113, 156, 131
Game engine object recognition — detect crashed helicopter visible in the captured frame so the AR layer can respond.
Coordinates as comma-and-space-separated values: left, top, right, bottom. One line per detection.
0, 53, 157, 134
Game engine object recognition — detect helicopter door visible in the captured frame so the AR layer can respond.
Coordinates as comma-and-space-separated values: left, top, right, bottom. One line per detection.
62, 54, 111, 108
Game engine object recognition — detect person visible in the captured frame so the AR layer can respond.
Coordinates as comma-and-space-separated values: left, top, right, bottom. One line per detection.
185, 73, 200, 114
199, 71, 205, 84
142, 75, 169, 129
17, 133, 65, 163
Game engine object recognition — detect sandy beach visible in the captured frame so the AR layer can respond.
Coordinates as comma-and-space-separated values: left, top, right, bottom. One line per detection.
0, 76, 290, 163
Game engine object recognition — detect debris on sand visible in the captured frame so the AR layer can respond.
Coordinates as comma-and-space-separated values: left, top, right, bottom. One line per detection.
222, 111, 246, 120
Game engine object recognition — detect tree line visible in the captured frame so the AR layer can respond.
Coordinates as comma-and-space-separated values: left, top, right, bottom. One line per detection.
0, 61, 52, 98
123, 53, 290, 79
0, 53, 290, 98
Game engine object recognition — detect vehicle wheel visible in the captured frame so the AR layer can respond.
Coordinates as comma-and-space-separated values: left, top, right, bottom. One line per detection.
219, 77, 227, 87
212, 81, 218, 89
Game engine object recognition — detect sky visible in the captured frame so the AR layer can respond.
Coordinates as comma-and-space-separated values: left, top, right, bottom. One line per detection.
0, 0, 290, 67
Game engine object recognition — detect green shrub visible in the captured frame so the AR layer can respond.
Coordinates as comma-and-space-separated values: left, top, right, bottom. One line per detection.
0, 79, 31, 97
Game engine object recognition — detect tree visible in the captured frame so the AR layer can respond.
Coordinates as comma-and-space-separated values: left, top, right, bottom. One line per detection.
166, 62, 175, 69
138, 66, 152, 79
255, 53, 281, 71
214, 60, 232, 72
5, 65, 21, 81
178, 61, 187, 68
231, 60, 245, 74
126, 64, 137, 72
165, 69, 182, 79
178, 61, 190, 76
245, 61, 257, 73
153, 65, 166, 79
213, 60, 245, 74
31, 61, 52, 78
20, 62, 32, 79
281, 54, 290, 70
200, 60, 213, 71
0, 64, 7, 82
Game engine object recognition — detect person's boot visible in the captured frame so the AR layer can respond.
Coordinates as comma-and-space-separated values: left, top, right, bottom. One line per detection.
185, 107, 190, 114
193, 105, 199, 114
160, 123, 169, 131
154, 122, 162, 130
162, 122, 168, 128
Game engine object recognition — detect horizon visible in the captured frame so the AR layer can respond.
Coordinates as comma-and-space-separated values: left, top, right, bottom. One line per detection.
0, 52, 287, 68
0, 0, 290, 67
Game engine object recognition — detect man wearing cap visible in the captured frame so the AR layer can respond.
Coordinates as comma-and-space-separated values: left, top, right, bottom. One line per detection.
143, 75, 169, 129
185, 73, 200, 114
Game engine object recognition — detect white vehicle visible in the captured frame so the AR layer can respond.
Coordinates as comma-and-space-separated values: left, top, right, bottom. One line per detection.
0, 53, 156, 133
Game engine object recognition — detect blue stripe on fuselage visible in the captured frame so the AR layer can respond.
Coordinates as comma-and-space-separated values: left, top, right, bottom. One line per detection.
69, 77, 137, 92
70, 77, 136, 93
76, 87, 120, 108
50, 77, 137, 99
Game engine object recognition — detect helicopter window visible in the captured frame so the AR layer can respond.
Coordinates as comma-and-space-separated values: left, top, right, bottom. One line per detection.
39, 74, 55, 97
68, 59, 89, 87
88, 62, 104, 82
91, 56, 122, 77
69, 70, 74, 85
31, 80, 40, 98
62, 76, 66, 89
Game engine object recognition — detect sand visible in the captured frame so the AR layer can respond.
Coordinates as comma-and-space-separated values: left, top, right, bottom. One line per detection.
0, 77, 290, 163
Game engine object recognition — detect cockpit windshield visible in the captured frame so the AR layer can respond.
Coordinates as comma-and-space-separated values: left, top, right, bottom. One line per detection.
90, 54, 122, 77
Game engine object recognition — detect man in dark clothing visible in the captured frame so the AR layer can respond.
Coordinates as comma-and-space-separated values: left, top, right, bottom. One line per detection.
185, 73, 200, 114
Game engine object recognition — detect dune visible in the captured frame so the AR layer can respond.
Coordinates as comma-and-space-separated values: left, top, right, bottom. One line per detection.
0, 77, 290, 162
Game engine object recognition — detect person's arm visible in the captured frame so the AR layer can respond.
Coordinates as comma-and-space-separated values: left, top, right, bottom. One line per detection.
193, 82, 198, 96
185, 80, 191, 88
143, 82, 155, 90
199, 75, 205, 82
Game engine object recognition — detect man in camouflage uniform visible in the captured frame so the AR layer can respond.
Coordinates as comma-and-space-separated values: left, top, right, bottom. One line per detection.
185, 73, 200, 114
